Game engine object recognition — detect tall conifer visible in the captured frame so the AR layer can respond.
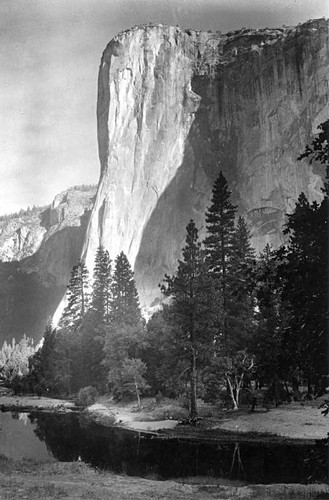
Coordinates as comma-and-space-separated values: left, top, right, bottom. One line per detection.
91, 245, 112, 323
204, 171, 237, 278
110, 251, 142, 326
279, 192, 328, 390
80, 247, 112, 391
103, 252, 146, 396
203, 171, 237, 347
60, 260, 90, 329
162, 220, 216, 418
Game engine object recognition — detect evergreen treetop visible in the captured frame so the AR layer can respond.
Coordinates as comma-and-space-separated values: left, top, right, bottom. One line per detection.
204, 171, 237, 276
60, 259, 90, 329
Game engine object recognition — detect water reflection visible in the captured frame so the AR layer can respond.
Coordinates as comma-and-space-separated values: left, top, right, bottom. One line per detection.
229, 443, 244, 477
29, 411, 323, 483
18, 413, 29, 425
0, 411, 55, 462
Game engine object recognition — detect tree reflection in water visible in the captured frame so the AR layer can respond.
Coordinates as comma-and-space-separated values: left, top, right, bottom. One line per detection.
26, 411, 325, 483
229, 443, 244, 477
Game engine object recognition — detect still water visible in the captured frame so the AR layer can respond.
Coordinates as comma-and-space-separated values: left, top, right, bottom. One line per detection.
0, 410, 326, 484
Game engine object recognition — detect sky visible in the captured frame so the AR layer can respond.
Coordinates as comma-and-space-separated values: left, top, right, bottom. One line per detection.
0, 0, 327, 215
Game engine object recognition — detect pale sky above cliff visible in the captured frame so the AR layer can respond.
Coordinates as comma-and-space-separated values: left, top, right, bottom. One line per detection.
0, 0, 327, 215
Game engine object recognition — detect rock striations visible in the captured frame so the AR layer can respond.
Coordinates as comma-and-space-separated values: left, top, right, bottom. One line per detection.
83, 19, 328, 308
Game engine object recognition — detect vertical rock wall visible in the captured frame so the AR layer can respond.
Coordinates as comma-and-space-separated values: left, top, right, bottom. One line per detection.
84, 19, 328, 307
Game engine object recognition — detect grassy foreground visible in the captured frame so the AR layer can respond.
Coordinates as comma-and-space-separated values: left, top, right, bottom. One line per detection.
0, 458, 328, 500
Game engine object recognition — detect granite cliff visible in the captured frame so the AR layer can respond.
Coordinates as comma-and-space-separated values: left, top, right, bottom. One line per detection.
82, 19, 328, 308
1, 19, 328, 341
0, 186, 96, 343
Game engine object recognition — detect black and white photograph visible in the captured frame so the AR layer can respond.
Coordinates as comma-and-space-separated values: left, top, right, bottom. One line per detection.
0, 0, 328, 497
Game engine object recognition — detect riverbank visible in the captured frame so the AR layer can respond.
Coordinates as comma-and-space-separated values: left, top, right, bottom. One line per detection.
0, 394, 75, 413
0, 458, 328, 500
84, 395, 329, 441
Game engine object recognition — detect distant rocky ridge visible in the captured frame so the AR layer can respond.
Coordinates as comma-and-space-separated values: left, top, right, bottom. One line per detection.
0, 186, 96, 344
0, 212, 46, 263
82, 18, 328, 309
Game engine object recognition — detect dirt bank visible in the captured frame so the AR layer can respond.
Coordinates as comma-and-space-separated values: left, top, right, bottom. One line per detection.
83, 396, 185, 431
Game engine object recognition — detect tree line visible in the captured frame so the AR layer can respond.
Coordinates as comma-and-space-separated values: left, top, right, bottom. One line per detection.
0, 204, 50, 222
0, 121, 327, 415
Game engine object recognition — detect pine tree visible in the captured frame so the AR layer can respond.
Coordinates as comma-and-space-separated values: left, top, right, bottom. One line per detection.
90, 246, 112, 323
110, 251, 142, 327
296, 119, 329, 392
203, 171, 237, 347
204, 171, 237, 277
162, 220, 217, 418
103, 252, 146, 396
76, 247, 112, 391
56, 260, 90, 391
60, 260, 90, 329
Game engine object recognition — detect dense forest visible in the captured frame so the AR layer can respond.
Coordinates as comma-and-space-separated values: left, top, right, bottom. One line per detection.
0, 122, 328, 416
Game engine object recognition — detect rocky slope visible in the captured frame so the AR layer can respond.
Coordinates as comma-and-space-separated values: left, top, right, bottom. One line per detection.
83, 19, 328, 308
0, 186, 96, 343
0, 210, 47, 262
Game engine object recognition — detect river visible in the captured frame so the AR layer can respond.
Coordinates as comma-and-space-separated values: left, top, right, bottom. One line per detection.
0, 410, 326, 483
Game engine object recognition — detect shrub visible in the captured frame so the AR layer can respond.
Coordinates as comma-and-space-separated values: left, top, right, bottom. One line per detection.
77, 386, 98, 407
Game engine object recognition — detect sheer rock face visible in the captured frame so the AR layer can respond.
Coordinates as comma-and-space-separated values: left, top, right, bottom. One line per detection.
85, 19, 328, 308
84, 20, 329, 308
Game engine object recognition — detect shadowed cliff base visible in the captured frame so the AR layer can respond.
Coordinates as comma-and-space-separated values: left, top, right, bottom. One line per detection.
0, 261, 65, 345
0, 223, 91, 344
